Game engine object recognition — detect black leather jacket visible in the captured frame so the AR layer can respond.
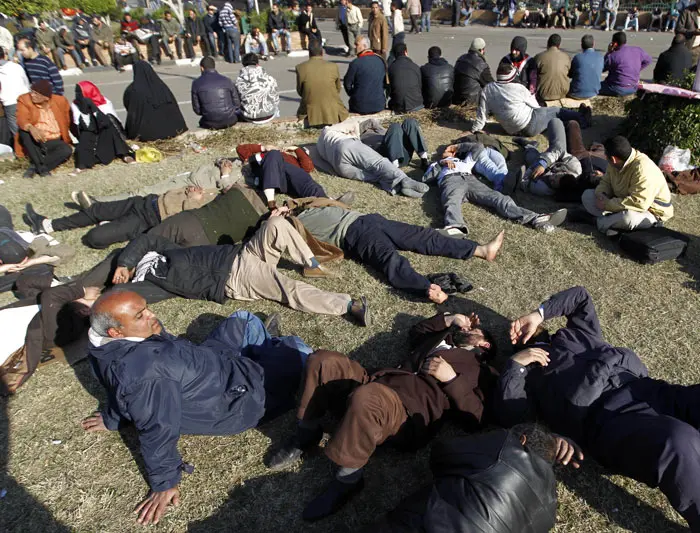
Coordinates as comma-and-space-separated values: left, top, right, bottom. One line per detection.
420, 57, 454, 108
453, 50, 494, 104
191, 69, 240, 129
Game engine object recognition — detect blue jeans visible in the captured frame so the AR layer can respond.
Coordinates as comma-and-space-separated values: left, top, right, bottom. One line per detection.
224, 26, 240, 63
245, 39, 268, 56
421, 12, 431, 31
206, 31, 218, 56
521, 106, 585, 137
271, 29, 291, 52
599, 80, 636, 96
474, 147, 508, 190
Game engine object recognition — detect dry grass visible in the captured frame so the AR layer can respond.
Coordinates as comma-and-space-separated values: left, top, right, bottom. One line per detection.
0, 104, 699, 533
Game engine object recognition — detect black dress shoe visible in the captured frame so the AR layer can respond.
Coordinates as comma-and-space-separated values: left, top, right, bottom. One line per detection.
264, 313, 282, 337
349, 296, 370, 327
24, 203, 47, 234
302, 477, 365, 522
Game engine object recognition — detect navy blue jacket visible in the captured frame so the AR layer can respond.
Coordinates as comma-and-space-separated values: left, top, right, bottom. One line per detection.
89, 328, 267, 492
344, 51, 386, 115
568, 48, 604, 99
191, 69, 240, 129
493, 286, 648, 445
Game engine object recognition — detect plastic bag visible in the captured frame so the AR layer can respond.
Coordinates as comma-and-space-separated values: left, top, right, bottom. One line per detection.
658, 145, 694, 172
135, 147, 164, 163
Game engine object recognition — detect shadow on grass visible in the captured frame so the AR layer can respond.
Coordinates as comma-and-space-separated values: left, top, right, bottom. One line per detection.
678, 231, 700, 293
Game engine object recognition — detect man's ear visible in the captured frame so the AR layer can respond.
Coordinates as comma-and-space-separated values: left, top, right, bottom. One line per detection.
520, 434, 527, 446
106, 327, 124, 339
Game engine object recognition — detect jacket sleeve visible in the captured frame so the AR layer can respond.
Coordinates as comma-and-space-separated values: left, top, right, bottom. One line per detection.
295, 67, 303, 97
441, 373, 484, 424
236, 144, 262, 161
191, 83, 201, 116
118, 234, 181, 269
604, 164, 657, 213
595, 168, 614, 198
334, 64, 341, 93
492, 358, 536, 427
39, 281, 85, 348
640, 48, 652, 70
124, 378, 184, 492
16, 96, 31, 131
408, 314, 449, 345
230, 80, 241, 113
421, 161, 441, 183
294, 147, 315, 172
603, 52, 611, 73
472, 90, 488, 132
344, 60, 356, 95
49, 62, 64, 96
541, 286, 603, 339
480, 64, 494, 86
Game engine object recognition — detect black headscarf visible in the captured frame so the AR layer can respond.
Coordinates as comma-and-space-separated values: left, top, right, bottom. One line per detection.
74, 85, 98, 115
131, 60, 177, 108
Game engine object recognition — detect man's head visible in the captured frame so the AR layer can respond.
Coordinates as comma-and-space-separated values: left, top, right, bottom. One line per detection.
510, 36, 527, 61
581, 34, 594, 51
124, 13, 132, 21
17, 37, 36, 59
188, 9, 196, 18
200, 55, 215, 72
164, 11, 173, 20
30, 80, 52, 104
39, 20, 48, 30
428, 46, 441, 60
452, 326, 496, 361
340, 0, 347, 6
305, 3, 313, 13
242, 52, 259, 66
393, 42, 407, 58
252, 26, 260, 37
511, 423, 558, 465
371, 1, 380, 15
547, 34, 561, 49
604, 135, 633, 169
272, 3, 280, 13
470, 37, 486, 54
355, 34, 370, 53
208, 5, 217, 15
118, 32, 129, 43
391, 1, 399, 10
672, 33, 686, 46
611, 31, 626, 48
309, 39, 323, 57
496, 60, 518, 84
90, 290, 162, 339
93, 15, 102, 26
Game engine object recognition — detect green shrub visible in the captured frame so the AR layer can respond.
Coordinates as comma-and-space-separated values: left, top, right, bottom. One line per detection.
623, 73, 700, 165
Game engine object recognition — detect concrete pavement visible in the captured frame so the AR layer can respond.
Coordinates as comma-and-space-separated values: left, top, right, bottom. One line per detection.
61, 21, 676, 131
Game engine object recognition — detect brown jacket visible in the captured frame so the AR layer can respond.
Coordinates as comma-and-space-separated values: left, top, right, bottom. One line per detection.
368, 11, 389, 55
157, 187, 218, 220
295, 56, 349, 126
535, 46, 571, 101
677, 5, 700, 50
15, 93, 72, 159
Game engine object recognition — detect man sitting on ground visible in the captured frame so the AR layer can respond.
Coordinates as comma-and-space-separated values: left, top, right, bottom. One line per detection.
581, 135, 673, 235
653, 33, 693, 84
601, 31, 652, 96
191, 56, 240, 130
568, 34, 604, 99
82, 291, 315, 525
424, 141, 568, 235
289, 200, 504, 303
316, 116, 430, 197
501, 36, 536, 91
235, 53, 280, 124
453, 37, 493, 105
266, 311, 500, 520
534, 33, 571, 102
494, 286, 700, 532
388, 42, 424, 114
15, 80, 72, 179
344, 35, 386, 115
244, 26, 270, 60
295, 40, 348, 128
421, 46, 454, 108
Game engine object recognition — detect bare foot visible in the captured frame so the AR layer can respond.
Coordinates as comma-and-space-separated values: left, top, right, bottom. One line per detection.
427, 283, 448, 304
475, 230, 505, 262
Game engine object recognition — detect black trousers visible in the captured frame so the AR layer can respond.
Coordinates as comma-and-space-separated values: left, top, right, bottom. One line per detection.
52, 194, 161, 249
339, 23, 350, 47
18, 131, 72, 174
76, 39, 98, 63
258, 150, 326, 198
115, 52, 139, 68
379, 118, 428, 166
184, 35, 207, 58
343, 214, 477, 295
589, 378, 700, 531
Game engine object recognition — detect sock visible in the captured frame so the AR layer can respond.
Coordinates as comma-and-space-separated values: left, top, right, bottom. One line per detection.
336, 466, 363, 484
419, 152, 428, 160
309, 257, 320, 268
43, 219, 54, 233
392, 159, 399, 168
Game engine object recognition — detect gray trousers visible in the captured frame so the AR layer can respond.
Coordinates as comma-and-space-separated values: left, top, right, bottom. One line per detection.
440, 173, 539, 228
523, 117, 566, 196
581, 189, 657, 233
336, 137, 410, 193
95, 165, 221, 202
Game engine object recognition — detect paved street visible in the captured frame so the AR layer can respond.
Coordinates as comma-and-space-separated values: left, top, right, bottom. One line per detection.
63, 20, 677, 131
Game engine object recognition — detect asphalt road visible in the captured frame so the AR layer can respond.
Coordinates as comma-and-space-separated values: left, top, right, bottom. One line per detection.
63, 21, 678, 131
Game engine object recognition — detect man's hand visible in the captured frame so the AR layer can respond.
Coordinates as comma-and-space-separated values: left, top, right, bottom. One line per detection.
510, 310, 544, 345
270, 206, 290, 217
531, 165, 545, 180
552, 434, 584, 468
595, 193, 608, 211
134, 487, 180, 525
81, 411, 107, 432
441, 144, 458, 158
511, 347, 550, 367
112, 266, 134, 284
28, 125, 46, 143
220, 159, 233, 176
427, 283, 448, 304
439, 159, 456, 169
421, 355, 457, 383
83, 286, 102, 301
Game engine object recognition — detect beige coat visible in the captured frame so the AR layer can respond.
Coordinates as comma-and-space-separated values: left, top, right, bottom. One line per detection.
407, 0, 421, 15
368, 11, 389, 56
295, 56, 349, 127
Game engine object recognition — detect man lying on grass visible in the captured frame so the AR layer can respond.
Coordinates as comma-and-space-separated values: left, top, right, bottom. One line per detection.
81, 290, 312, 525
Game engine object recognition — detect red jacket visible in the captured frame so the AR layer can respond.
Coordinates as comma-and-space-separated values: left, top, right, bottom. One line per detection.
236, 144, 314, 173
15, 93, 72, 159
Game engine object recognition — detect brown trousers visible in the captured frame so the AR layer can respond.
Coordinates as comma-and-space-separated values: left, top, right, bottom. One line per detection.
225, 217, 351, 315
298, 350, 408, 469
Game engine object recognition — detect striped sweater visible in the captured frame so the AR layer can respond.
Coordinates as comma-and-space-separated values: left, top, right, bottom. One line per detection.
23, 55, 64, 96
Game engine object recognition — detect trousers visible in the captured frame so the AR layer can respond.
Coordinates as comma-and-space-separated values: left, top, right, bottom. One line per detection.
474, 147, 508, 189
379, 118, 427, 166
521, 106, 585, 137
52, 195, 161, 249
162, 36, 183, 59
343, 213, 477, 294
440, 173, 538, 229
335, 137, 409, 193
225, 217, 351, 315
270, 29, 292, 52
589, 378, 700, 531
259, 150, 326, 198
297, 350, 408, 469
18, 131, 72, 175
599, 79, 637, 97
581, 189, 657, 233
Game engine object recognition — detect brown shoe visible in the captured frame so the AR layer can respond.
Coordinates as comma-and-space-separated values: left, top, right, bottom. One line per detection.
303, 265, 339, 278
349, 296, 370, 327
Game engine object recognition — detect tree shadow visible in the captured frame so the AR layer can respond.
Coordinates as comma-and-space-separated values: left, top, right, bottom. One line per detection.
677, 231, 700, 293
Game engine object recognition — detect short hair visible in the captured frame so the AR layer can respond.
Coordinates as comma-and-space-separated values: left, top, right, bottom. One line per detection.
581, 34, 594, 50
164, 10, 172, 15
511, 423, 558, 465
392, 42, 407, 57
252, 25, 259, 31
453, 326, 497, 362
17, 37, 34, 50
356, 35, 370, 49
428, 45, 441, 59
604, 135, 633, 161
547, 34, 561, 48
309, 39, 323, 57
672, 33, 686, 46
612, 31, 627, 46
371, 1, 379, 5
200, 56, 215, 69
242, 52, 259, 66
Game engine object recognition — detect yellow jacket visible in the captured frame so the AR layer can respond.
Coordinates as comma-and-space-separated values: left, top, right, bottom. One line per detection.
595, 149, 674, 221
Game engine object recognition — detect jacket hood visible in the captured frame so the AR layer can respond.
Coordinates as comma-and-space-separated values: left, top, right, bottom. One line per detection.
429, 56, 449, 66
510, 36, 528, 57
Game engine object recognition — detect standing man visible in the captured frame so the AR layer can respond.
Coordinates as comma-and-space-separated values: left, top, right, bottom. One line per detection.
0, 48, 30, 137
336, 0, 351, 55
219, 2, 240, 63
203, 5, 219, 57
421, 0, 432, 32
676, 1, 700, 64
160, 11, 184, 60
191, 56, 240, 129
533, 33, 571, 102
92, 16, 115, 68
183, 9, 206, 59
268, 3, 292, 55
407, 0, 421, 33
388, 43, 423, 113
297, 4, 322, 50
346, 0, 363, 54
295, 40, 348, 127
568, 34, 604, 99
601, 31, 651, 96
17, 38, 64, 96
368, 0, 389, 59
344, 35, 386, 115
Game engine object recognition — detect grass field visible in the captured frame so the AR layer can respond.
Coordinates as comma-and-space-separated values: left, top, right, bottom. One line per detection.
0, 102, 698, 533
